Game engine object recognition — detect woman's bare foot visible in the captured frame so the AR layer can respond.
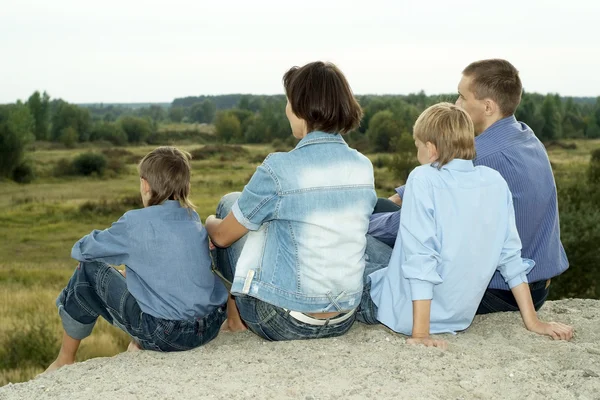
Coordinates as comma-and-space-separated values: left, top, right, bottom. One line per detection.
127, 341, 142, 352
44, 357, 74, 374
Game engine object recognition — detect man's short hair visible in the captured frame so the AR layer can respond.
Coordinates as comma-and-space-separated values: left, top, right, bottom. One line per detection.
283, 61, 363, 134
138, 146, 194, 209
413, 102, 476, 168
463, 59, 523, 116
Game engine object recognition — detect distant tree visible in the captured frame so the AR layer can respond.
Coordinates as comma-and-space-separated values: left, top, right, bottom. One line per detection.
189, 100, 217, 124
148, 105, 165, 127
26, 91, 50, 140
585, 116, 600, 139
367, 110, 401, 152
201, 99, 216, 123
561, 98, 585, 138
60, 126, 79, 148
50, 100, 92, 142
0, 102, 34, 178
119, 116, 153, 143
215, 112, 242, 143
516, 94, 545, 135
90, 122, 128, 145
189, 102, 205, 123
389, 132, 419, 181
238, 95, 252, 111
540, 94, 562, 141
168, 106, 185, 123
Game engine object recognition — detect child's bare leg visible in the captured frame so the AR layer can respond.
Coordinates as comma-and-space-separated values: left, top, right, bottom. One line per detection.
45, 331, 81, 373
221, 295, 247, 332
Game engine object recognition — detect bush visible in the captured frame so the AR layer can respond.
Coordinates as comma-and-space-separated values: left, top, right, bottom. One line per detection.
79, 195, 142, 216
53, 158, 75, 176
0, 314, 59, 370
59, 126, 78, 148
551, 169, 600, 299
119, 116, 153, 143
11, 161, 35, 184
271, 138, 292, 152
589, 149, 600, 184
190, 144, 249, 161
72, 152, 107, 176
91, 122, 128, 145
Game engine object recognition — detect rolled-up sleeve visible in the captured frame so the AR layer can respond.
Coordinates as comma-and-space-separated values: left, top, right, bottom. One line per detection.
395, 185, 406, 199
232, 163, 279, 231
71, 214, 130, 266
399, 176, 443, 301
497, 191, 535, 288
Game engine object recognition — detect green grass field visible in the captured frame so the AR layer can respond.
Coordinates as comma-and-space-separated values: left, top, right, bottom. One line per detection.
0, 139, 598, 385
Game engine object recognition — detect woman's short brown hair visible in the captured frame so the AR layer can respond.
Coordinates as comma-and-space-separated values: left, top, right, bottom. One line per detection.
413, 102, 476, 168
283, 61, 363, 134
138, 146, 194, 209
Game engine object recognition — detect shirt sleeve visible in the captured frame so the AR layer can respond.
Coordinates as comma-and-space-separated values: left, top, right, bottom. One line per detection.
399, 176, 443, 301
395, 185, 406, 199
231, 163, 279, 231
71, 214, 130, 266
497, 190, 535, 288
368, 211, 401, 247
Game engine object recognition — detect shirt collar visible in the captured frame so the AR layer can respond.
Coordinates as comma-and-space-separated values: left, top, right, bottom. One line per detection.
475, 115, 533, 160
432, 159, 475, 172
163, 200, 182, 208
294, 131, 346, 149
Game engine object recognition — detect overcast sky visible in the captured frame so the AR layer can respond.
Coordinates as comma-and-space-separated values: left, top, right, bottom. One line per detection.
1, 0, 598, 103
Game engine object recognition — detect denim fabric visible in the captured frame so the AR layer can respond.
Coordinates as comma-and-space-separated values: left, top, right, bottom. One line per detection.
476, 280, 550, 315
228, 131, 377, 312
355, 236, 393, 325
214, 193, 355, 341
57, 261, 225, 351
71, 200, 228, 320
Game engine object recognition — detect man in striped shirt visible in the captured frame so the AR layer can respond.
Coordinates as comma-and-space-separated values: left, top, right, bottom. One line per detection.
369, 59, 569, 313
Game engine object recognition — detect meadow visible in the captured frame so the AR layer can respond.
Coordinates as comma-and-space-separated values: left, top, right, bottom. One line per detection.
0, 138, 598, 385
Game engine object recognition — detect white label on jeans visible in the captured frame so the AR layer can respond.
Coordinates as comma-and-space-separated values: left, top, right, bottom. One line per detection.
242, 270, 255, 294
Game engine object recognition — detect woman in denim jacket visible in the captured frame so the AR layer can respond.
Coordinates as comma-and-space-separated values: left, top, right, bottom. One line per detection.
206, 61, 377, 340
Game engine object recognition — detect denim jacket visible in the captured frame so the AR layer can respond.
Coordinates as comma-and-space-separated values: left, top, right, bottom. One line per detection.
230, 131, 377, 312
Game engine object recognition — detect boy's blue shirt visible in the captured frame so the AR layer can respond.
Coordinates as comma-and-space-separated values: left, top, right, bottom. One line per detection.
369, 116, 568, 289
369, 160, 534, 335
71, 200, 228, 320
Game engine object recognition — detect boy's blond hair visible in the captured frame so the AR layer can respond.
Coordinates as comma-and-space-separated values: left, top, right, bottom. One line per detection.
413, 102, 476, 168
138, 146, 195, 209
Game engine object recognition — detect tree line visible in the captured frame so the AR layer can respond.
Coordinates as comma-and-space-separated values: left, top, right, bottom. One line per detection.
1, 91, 600, 183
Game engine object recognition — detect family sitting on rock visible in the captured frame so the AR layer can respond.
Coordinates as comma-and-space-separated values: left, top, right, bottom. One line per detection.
46, 58, 573, 374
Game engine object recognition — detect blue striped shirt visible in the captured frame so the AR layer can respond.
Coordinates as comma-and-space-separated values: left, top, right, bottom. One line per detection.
369, 116, 569, 290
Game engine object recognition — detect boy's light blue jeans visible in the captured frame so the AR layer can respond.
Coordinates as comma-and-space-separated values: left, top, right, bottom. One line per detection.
56, 261, 225, 351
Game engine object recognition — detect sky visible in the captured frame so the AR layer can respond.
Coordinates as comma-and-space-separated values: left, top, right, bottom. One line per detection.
1, 0, 599, 103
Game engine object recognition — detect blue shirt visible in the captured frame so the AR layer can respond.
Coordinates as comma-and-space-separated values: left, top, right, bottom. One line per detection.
71, 201, 228, 320
369, 116, 568, 289
369, 160, 534, 335
230, 131, 377, 312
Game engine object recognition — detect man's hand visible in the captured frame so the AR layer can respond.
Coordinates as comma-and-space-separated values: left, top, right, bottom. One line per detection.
406, 337, 448, 350
388, 193, 402, 206
527, 320, 574, 341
